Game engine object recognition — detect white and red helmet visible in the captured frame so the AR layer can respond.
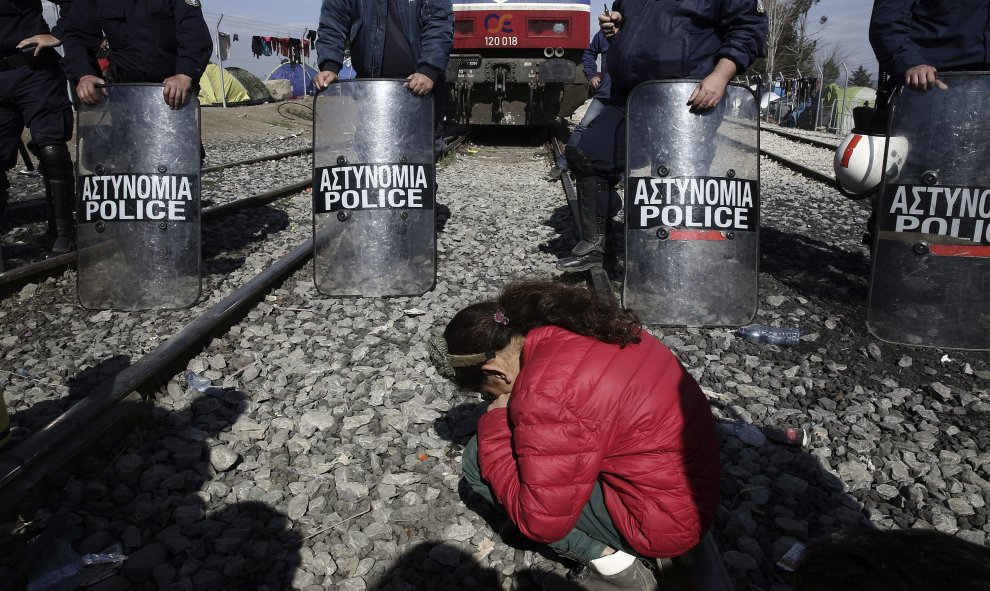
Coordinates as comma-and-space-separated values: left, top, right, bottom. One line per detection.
833, 132, 909, 199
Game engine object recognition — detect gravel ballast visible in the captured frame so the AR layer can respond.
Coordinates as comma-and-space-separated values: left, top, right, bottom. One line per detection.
1, 120, 988, 591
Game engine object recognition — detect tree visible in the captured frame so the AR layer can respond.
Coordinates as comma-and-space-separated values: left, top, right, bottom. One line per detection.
751, 0, 826, 80
849, 65, 874, 87
760, 0, 806, 80
816, 42, 848, 85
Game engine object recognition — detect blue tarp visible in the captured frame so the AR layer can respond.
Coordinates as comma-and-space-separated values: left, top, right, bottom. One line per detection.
266, 60, 357, 97
266, 62, 320, 97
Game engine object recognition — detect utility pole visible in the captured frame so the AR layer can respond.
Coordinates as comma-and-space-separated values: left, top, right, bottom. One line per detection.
216, 14, 227, 108
841, 63, 850, 132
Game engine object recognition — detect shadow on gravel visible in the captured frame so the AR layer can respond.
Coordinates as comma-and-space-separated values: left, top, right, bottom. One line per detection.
708, 396, 872, 590
467, 127, 550, 148
5, 355, 132, 443
6, 390, 302, 590
366, 541, 504, 590
540, 204, 578, 259
759, 226, 871, 305
201, 206, 290, 277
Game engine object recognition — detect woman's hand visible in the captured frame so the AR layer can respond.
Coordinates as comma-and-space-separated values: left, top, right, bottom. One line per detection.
487, 393, 510, 412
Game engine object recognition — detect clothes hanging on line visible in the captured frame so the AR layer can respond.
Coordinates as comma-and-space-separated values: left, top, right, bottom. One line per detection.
217, 31, 231, 61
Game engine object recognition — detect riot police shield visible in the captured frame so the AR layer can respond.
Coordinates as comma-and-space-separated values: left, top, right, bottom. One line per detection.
312, 80, 436, 297
76, 84, 201, 310
622, 81, 760, 326
868, 72, 990, 349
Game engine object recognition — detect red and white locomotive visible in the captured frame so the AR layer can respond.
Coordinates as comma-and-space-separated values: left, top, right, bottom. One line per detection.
446, 0, 591, 125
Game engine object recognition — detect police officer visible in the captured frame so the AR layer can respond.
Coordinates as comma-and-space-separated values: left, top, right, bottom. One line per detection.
60, 0, 212, 110
870, 0, 990, 92
557, 0, 767, 273
1, 0, 77, 254
313, 0, 454, 146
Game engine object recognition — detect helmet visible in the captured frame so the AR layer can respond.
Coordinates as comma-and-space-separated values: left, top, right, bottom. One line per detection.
833, 132, 909, 199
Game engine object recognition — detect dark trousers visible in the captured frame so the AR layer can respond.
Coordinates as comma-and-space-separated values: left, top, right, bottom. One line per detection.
461, 435, 641, 562
0, 61, 73, 188
574, 102, 627, 187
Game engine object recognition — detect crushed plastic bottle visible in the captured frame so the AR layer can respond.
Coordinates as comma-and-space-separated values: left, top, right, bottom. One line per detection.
737, 324, 801, 346
715, 420, 766, 446
27, 541, 127, 591
183, 370, 227, 398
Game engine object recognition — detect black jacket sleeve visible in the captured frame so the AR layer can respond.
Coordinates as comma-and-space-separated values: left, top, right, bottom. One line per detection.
869, 0, 926, 75
59, 0, 103, 81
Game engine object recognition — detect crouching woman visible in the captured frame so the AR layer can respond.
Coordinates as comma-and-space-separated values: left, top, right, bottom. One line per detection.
427, 280, 720, 589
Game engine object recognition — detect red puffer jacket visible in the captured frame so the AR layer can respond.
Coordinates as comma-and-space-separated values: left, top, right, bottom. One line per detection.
476, 325, 720, 558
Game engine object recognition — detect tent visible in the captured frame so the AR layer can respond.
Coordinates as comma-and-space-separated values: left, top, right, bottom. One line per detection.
198, 63, 271, 106
822, 84, 877, 132
225, 67, 273, 104
267, 61, 320, 97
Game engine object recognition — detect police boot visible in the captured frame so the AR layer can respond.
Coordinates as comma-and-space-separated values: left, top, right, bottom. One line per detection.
570, 176, 607, 257
48, 179, 75, 254
35, 143, 76, 254
541, 560, 658, 591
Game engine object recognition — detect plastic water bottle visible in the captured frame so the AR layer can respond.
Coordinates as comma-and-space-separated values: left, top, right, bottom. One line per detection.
184, 370, 213, 392
183, 370, 226, 397
737, 324, 801, 346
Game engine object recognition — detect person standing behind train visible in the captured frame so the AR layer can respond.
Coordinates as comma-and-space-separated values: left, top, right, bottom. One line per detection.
313, 0, 454, 151
1, 0, 76, 254
60, 0, 212, 110
549, 29, 613, 181
870, 0, 990, 92
557, 0, 767, 273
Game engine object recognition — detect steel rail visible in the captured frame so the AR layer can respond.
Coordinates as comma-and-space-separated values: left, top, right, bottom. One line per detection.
0, 238, 314, 517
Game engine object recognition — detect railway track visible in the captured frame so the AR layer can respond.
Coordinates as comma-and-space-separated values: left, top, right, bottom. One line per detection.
7, 121, 971, 591
0, 128, 474, 518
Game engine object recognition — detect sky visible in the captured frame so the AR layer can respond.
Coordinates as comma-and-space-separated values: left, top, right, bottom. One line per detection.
46, 0, 879, 83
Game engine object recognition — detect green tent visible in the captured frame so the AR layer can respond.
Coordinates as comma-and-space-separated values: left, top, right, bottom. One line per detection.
198, 63, 272, 106
822, 84, 877, 131
225, 67, 273, 105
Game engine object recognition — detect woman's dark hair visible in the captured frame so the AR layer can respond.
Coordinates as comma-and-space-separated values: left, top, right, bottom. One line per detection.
443, 279, 641, 390
794, 528, 990, 591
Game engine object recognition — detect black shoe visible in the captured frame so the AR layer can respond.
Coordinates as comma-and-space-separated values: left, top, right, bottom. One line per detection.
48, 235, 75, 256
557, 251, 603, 273
542, 560, 658, 591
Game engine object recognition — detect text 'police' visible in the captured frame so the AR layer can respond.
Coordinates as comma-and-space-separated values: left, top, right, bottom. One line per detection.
628, 177, 758, 230
80, 174, 197, 222
314, 164, 435, 213
881, 185, 990, 244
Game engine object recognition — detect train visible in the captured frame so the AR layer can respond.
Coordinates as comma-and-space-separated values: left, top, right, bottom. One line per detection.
445, 0, 592, 125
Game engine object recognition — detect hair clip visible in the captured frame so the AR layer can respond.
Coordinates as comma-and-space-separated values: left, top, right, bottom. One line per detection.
494, 308, 509, 325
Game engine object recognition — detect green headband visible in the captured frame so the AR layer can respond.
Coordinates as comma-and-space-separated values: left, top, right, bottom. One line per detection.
427, 334, 494, 379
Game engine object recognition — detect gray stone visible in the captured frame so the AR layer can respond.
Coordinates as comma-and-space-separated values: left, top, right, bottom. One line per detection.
209, 445, 240, 472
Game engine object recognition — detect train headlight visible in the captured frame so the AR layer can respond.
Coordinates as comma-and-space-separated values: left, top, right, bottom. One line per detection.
528, 19, 569, 37
554, 47, 564, 57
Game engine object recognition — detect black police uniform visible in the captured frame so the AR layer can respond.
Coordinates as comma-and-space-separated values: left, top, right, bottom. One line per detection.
558, 0, 767, 272
60, 0, 212, 85
60, 0, 212, 169
0, 0, 76, 253
870, 0, 990, 79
